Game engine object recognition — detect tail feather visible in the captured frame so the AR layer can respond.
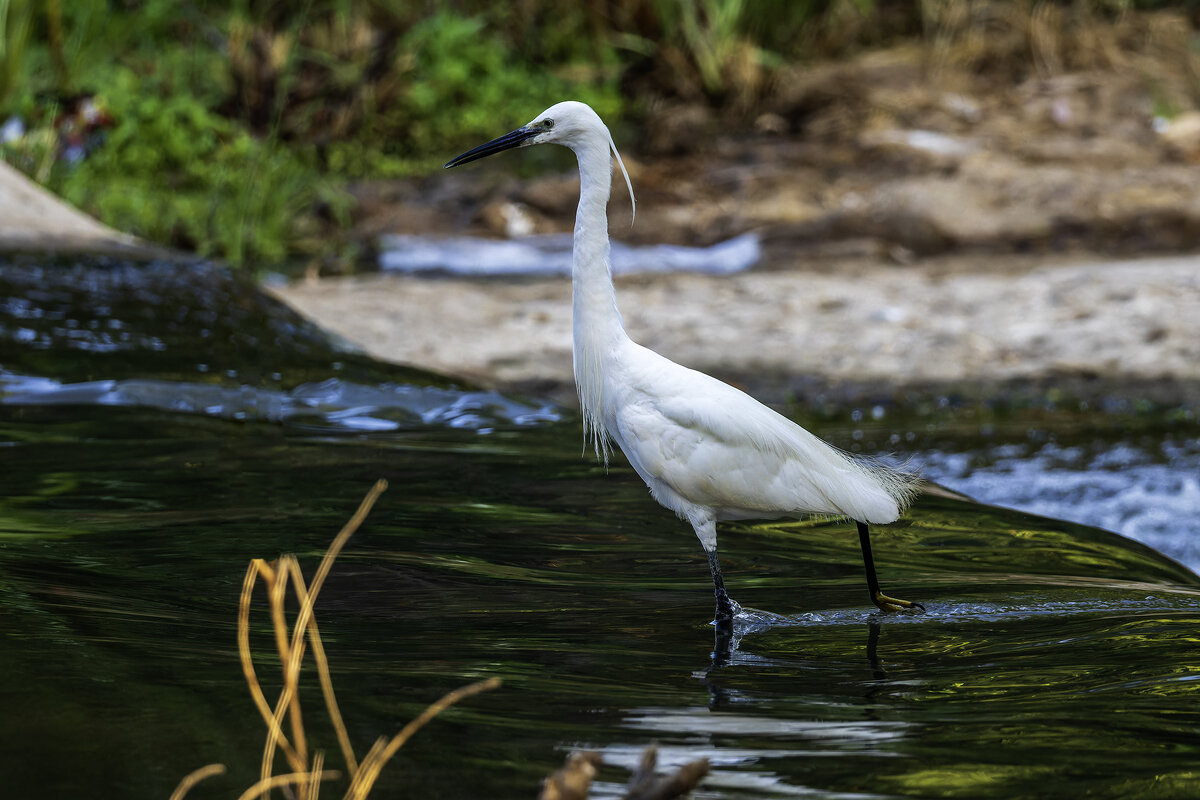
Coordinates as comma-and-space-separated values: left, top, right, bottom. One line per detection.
852, 453, 923, 516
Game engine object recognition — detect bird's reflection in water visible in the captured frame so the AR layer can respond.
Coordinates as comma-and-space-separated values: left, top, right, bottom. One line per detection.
702, 613, 891, 708
866, 619, 887, 679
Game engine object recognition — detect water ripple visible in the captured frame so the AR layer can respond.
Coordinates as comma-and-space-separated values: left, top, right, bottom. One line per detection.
0, 370, 559, 432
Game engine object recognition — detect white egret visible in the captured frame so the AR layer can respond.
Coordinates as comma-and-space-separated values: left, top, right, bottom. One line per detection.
445, 101, 923, 623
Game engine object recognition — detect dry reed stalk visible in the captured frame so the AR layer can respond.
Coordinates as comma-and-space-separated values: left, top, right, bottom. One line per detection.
239, 559, 303, 782
239, 561, 297, 754
285, 559, 358, 776
176, 479, 503, 800
233, 770, 341, 800
344, 677, 503, 800
305, 752, 326, 800
252, 478, 391, 795
263, 555, 310, 789
169, 764, 227, 800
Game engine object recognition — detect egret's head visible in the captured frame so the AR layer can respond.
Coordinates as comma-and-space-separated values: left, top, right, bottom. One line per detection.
521, 100, 606, 147
443, 101, 598, 167
444, 101, 636, 222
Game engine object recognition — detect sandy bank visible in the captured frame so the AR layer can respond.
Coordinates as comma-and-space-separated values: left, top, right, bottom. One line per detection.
268, 252, 1200, 405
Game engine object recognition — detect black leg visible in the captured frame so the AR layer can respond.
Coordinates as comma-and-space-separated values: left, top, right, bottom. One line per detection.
856, 520, 883, 599
856, 521, 924, 613
706, 549, 739, 624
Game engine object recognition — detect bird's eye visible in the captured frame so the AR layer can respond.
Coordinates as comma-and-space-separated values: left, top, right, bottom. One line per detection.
542, 118, 554, 129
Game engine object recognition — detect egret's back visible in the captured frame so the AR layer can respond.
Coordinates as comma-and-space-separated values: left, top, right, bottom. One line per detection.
607, 341, 919, 525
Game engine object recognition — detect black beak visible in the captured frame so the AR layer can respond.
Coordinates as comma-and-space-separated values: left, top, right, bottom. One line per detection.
444, 126, 538, 169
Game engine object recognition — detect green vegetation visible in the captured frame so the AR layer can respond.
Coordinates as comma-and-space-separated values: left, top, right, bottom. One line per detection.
0, 2, 625, 270
1, 1, 1196, 270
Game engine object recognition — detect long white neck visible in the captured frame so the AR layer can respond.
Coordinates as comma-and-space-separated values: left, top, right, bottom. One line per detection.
570, 134, 626, 462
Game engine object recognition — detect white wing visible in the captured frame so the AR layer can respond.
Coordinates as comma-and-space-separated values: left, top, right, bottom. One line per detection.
608, 342, 915, 524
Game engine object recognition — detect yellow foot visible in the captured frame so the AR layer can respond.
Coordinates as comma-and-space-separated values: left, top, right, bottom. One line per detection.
873, 592, 925, 613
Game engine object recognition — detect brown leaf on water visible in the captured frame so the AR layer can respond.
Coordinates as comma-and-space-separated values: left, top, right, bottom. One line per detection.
539, 751, 603, 800
539, 745, 710, 800
622, 745, 710, 800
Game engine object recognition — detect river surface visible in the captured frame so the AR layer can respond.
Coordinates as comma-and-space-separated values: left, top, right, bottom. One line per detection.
2, 257, 1199, 799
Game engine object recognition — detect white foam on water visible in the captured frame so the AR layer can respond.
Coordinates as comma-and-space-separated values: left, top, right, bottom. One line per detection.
0, 371, 559, 433
918, 438, 1200, 572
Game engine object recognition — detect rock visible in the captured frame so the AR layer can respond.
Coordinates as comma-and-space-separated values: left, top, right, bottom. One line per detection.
0, 161, 168, 258
1159, 111, 1200, 163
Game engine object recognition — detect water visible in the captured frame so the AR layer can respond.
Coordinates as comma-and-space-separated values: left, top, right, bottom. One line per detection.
919, 438, 1200, 573
2, 257, 1199, 799
377, 232, 761, 277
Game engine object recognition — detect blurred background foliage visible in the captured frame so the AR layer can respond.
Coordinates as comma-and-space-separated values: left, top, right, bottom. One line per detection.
0, 0, 1198, 269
